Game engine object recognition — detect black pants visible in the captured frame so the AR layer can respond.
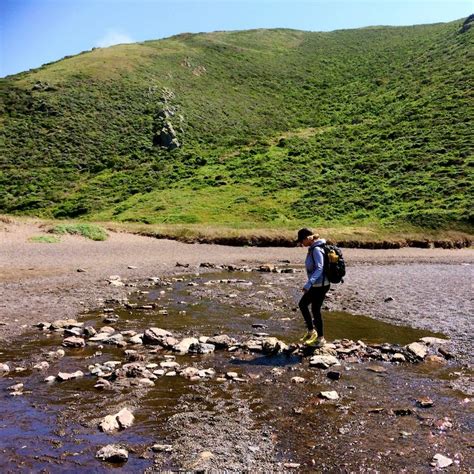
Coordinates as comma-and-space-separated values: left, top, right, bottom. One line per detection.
299, 285, 330, 335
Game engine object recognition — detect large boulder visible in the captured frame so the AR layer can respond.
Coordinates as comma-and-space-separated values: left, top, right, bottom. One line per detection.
172, 337, 199, 354
143, 327, 173, 345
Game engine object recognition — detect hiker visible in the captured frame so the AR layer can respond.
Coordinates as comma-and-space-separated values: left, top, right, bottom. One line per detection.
296, 228, 330, 348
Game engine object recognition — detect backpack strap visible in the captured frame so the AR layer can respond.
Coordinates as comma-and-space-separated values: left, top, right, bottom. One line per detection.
309, 243, 327, 287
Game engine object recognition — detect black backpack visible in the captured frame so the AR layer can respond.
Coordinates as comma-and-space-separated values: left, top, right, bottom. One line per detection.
314, 243, 346, 284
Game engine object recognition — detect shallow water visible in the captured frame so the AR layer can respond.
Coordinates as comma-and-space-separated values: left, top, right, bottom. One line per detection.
0, 270, 471, 471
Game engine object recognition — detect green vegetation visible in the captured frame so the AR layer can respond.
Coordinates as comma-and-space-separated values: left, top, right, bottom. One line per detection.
1, 19, 472, 235
28, 235, 61, 243
50, 223, 108, 241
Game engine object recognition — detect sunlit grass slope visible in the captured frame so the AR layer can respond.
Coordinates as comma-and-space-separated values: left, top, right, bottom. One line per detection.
1, 19, 472, 233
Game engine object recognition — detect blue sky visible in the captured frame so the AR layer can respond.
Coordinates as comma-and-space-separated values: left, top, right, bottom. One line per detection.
1, 0, 472, 77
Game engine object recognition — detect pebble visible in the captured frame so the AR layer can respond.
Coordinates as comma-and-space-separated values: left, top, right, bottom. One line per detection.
7, 383, 24, 392
431, 453, 453, 469
33, 361, 50, 371
319, 391, 340, 400
291, 377, 305, 384
152, 444, 173, 452
226, 371, 239, 379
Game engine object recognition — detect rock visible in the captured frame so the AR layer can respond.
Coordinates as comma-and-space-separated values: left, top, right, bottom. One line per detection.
138, 378, 155, 387
431, 453, 453, 469
406, 342, 427, 359
152, 444, 173, 452
160, 361, 180, 369
99, 326, 116, 334
89, 333, 112, 343
36, 322, 52, 330
51, 319, 82, 330
129, 334, 144, 345
96, 445, 128, 463
94, 378, 112, 390
384, 296, 394, 302
207, 334, 235, 349
62, 336, 86, 348
7, 383, 24, 392
56, 370, 84, 381
393, 408, 412, 416
0, 363, 10, 373
64, 327, 83, 337
44, 375, 56, 383
143, 327, 173, 345
172, 337, 199, 354
77, 268, 87, 272
33, 361, 50, 371
425, 355, 446, 364
327, 370, 341, 380
116, 408, 135, 429
261, 337, 288, 354
103, 315, 119, 324
416, 397, 434, 408
291, 377, 305, 384
420, 337, 450, 345
99, 415, 120, 433
367, 365, 387, 373
319, 391, 339, 400
84, 326, 97, 337
189, 342, 215, 354
438, 347, 455, 360
109, 280, 125, 287
309, 355, 340, 369
180, 367, 200, 379
283, 463, 301, 469
391, 353, 406, 362
226, 372, 239, 380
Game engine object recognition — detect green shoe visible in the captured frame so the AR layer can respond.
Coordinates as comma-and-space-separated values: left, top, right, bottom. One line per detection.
312, 336, 327, 348
300, 330, 317, 343
305, 331, 319, 346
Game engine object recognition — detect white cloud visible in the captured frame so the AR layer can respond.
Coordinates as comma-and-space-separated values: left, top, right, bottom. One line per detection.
96, 30, 134, 48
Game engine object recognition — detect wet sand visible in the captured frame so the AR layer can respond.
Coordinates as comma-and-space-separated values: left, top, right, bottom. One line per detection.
1, 221, 473, 347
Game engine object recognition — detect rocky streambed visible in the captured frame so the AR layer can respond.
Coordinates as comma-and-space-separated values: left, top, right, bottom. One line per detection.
0, 266, 472, 472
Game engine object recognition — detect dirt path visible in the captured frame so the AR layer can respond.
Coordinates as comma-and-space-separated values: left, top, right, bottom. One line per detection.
1, 221, 473, 344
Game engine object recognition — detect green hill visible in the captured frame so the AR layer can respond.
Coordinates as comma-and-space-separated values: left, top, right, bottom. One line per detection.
1, 18, 473, 233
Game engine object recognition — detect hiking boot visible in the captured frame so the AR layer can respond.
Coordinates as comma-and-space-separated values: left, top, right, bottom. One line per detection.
313, 336, 327, 348
305, 331, 319, 346
300, 330, 317, 343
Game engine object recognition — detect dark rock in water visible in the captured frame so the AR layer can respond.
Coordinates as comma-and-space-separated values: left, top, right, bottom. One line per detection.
393, 408, 413, 416
96, 444, 128, 463
327, 370, 341, 380
438, 347, 455, 360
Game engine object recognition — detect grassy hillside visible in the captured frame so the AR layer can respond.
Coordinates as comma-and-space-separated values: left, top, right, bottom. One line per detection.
1, 18, 473, 234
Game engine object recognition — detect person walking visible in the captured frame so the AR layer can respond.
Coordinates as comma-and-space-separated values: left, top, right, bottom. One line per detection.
296, 228, 330, 348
